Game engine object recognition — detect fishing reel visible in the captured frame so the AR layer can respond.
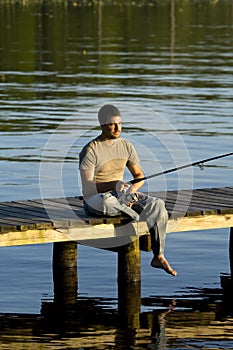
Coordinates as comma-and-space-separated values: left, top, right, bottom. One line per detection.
118, 188, 139, 206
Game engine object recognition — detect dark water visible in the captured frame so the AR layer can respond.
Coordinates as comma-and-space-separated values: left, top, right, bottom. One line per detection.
0, 0, 233, 348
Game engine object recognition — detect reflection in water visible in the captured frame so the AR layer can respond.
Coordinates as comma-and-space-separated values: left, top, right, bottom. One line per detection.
1, 286, 233, 349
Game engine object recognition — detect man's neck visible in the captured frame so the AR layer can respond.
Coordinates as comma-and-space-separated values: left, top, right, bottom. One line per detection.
99, 134, 119, 143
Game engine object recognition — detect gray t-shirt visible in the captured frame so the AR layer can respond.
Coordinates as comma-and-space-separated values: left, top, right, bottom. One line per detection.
79, 136, 140, 184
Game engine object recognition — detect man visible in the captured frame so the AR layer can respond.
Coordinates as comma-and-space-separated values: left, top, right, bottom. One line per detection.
79, 104, 177, 276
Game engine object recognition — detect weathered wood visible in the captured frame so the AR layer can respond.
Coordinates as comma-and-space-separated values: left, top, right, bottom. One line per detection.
230, 227, 233, 278
117, 238, 141, 327
0, 214, 233, 247
53, 241, 78, 305
0, 227, 72, 246
0, 222, 146, 246
117, 237, 141, 284
0, 187, 233, 247
167, 213, 233, 232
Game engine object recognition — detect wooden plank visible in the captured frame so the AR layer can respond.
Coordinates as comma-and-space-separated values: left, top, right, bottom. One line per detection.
158, 188, 233, 216
8, 199, 76, 215
0, 217, 52, 231
197, 190, 233, 202
0, 211, 232, 247
165, 198, 227, 212
0, 220, 36, 232
165, 201, 223, 217
153, 192, 201, 213
164, 190, 233, 207
190, 192, 233, 205
189, 193, 231, 207
206, 187, 233, 196
0, 202, 84, 232
44, 196, 84, 209
168, 213, 233, 232
0, 205, 49, 220
0, 206, 62, 228
0, 228, 71, 246
0, 222, 18, 232
155, 187, 233, 203
188, 202, 231, 210
218, 208, 233, 215
0, 211, 107, 233
0, 201, 49, 217
0, 221, 145, 247
28, 198, 82, 210
5, 200, 82, 221
20, 199, 87, 221
13, 200, 71, 213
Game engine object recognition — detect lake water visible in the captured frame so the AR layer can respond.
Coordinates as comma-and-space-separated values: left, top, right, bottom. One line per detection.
0, 0, 233, 349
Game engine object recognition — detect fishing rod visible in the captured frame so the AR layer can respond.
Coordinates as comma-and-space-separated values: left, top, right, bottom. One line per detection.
130, 152, 233, 185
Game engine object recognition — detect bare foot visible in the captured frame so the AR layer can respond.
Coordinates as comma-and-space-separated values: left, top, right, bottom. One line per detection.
151, 255, 177, 276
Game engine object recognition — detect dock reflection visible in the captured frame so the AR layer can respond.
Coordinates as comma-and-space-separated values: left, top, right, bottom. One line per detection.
1, 283, 233, 349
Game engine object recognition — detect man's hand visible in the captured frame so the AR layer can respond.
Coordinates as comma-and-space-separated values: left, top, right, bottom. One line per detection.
116, 181, 139, 206
116, 180, 131, 194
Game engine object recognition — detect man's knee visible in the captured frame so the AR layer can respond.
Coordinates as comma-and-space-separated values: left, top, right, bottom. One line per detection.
156, 198, 166, 210
153, 197, 168, 221
159, 197, 168, 211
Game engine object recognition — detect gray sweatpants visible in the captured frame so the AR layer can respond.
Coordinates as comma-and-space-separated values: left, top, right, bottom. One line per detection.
84, 191, 168, 256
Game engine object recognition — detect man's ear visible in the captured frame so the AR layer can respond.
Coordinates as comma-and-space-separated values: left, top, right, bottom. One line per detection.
100, 124, 107, 133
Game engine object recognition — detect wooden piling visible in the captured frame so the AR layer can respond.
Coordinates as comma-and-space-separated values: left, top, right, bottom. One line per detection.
117, 238, 141, 329
117, 237, 141, 284
220, 227, 233, 296
230, 227, 233, 278
53, 241, 78, 305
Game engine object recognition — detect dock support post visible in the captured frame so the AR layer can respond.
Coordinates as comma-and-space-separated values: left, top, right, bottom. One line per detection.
230, 227, 233, 279
53, 241, 78, 305
117, 238, 141, 329
221, 227, 233, 299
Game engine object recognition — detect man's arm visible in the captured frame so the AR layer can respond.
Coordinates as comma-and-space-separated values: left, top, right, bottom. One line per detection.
80, 169, 120, 195
80, 163, 144, 196
127, 163, 145, 193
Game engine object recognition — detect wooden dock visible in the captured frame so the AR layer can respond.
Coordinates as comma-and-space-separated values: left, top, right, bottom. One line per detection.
0, 187, 232, 245
0, 186, 233, 305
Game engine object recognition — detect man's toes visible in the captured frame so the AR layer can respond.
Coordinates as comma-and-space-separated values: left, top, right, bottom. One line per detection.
151, 256, 177, 276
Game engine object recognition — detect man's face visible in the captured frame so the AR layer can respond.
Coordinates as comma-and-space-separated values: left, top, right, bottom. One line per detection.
101, 116, 122, 139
